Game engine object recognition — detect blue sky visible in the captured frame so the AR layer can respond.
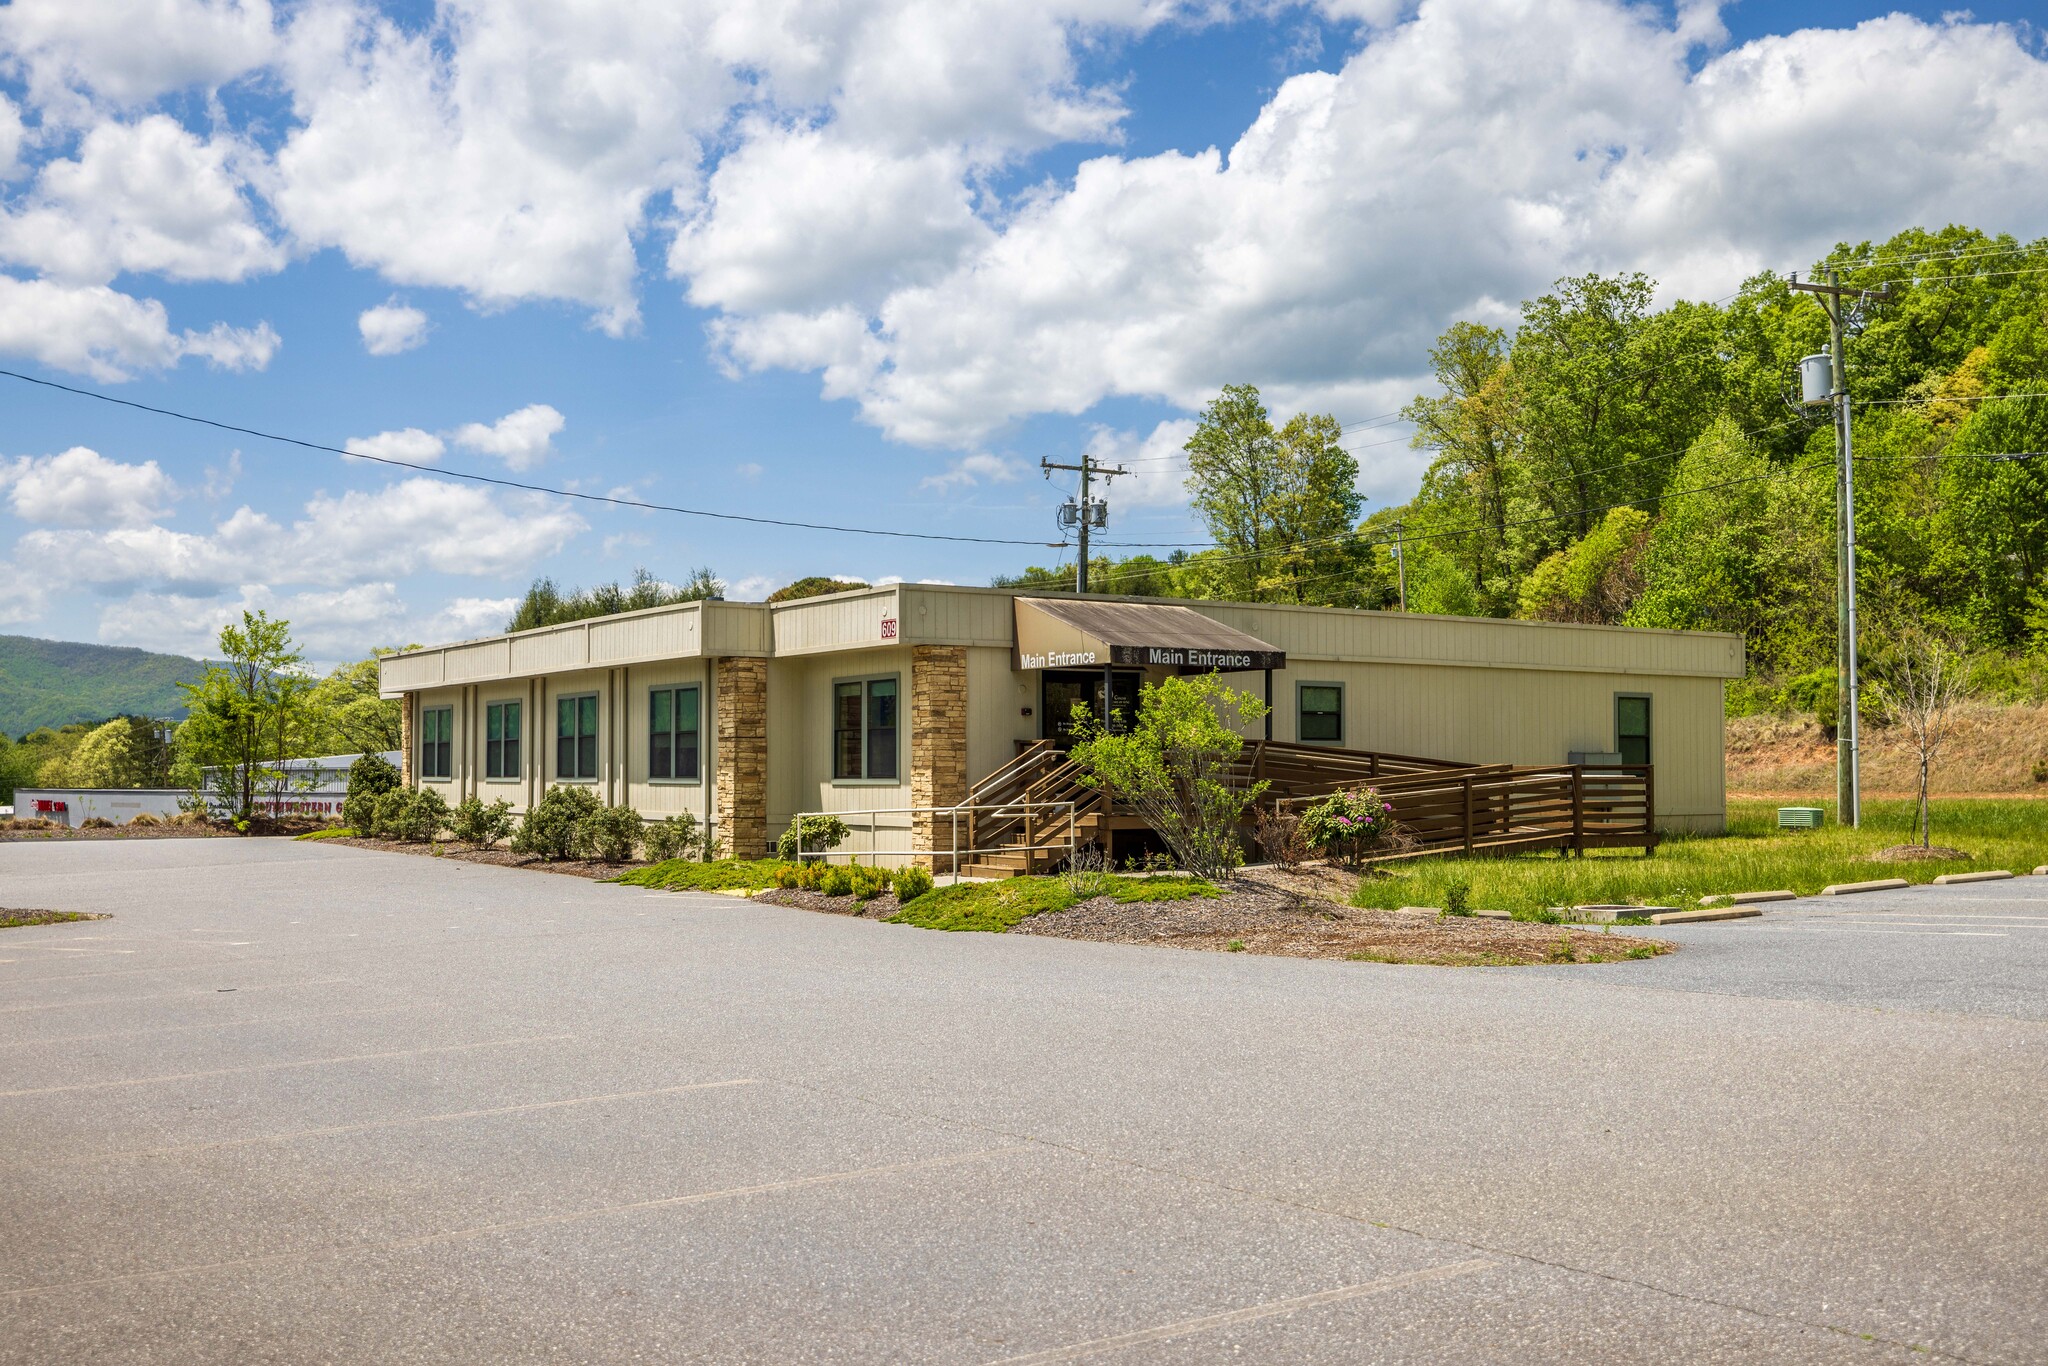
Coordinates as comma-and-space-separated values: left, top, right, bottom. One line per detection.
0, 0, 2043, 662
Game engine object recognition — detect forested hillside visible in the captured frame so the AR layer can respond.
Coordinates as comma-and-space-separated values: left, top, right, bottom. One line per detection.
0, 635, 206, 737
1002, 226, 2048, 713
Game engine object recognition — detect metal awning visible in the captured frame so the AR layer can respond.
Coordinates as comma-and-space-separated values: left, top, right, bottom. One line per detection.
1012, 597, 1286, 672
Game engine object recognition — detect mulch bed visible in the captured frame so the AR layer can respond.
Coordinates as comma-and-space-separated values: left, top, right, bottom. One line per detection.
1010, 868, 1670, 966
1, 909, 110, 928
318, 836, 641, 880
0, 823, 235, 842
752, 888, 905, 919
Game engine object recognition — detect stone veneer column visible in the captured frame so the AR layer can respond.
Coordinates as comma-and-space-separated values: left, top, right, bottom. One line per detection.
399, 693, 415, 788
910, 645, 969, 870
715, 657, 769, 858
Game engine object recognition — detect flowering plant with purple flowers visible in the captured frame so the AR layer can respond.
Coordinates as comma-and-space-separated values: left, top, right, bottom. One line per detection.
1296, 787, 1398, 865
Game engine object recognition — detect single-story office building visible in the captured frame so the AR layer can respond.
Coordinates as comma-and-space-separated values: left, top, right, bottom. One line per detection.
377, 584, 1744, 863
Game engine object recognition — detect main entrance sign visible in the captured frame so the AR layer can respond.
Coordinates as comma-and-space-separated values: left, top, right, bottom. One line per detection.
1012, 597, 1286, 674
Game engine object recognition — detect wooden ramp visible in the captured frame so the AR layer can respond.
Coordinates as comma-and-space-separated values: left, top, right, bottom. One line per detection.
952, 739, 1655, 876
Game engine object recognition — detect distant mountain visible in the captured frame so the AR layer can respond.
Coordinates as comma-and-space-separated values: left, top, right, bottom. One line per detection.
0, 635, 208, 737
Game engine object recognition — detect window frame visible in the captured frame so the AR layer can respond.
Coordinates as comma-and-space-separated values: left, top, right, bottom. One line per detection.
419, 704, 454, 782
1615, 692, 1652, 767
554, 691, 601, 783
1296, 681, 1345, 746
483, 698, 523, 782
647, 683, 702, 784
830, 673, 902, 785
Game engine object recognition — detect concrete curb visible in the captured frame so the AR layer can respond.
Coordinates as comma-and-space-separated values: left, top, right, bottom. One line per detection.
1649, 907, 1763, 925
1820, 878, 1912, 896
1703, 889, 1797, 905
1931, 870, 2015, 886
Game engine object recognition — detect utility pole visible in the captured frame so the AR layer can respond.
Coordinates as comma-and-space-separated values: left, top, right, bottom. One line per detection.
1042, 453, 1128, 594
1792, 269, 1891, 829
1391, 520, 1407, 611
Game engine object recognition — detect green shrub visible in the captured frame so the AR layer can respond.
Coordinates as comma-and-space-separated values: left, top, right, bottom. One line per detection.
449, 796, 515, 849
377, 787, 450, 843
1298, 788, 1398, 865
342, 752, 402, 832
818, 865, 855, 896
1443, 879, 1472, 917
582, 804, 644, 864
892, 866, 935, 903
511, 785, 603, 860
777, 813, 850, 861
846, 864, 890, 901
642, 813, 703, 863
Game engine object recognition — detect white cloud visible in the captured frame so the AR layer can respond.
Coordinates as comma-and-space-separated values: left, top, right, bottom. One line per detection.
1081, 419, 1198, 509
0, 97, 23, 180
0, 445, 176, 528
452, 404, 565, 471
17, 477, 585, 593
202, 450, 242, 501
709, 3, 2048, 448
98, 581, 403, 660
417, 594, 518, 642
345, 427, 445, 465
0, 560, 45, 625
0, 115, 282, 284
735, 462, 764, 481
728, 573, 777, 602
918, 452, 1023, 492
671, 124, 989, 315
0, 0, 276, 112
0, 275, 278, 380
357, 298, 429, 356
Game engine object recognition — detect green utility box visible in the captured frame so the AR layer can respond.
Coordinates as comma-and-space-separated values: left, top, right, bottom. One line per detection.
1777, 807, 1826, 830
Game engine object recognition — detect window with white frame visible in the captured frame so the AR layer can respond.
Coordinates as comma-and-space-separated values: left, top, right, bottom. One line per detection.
648, 685, 700, 781
556, 693, 599, 780
1298, 683, 1343, 744
832, 676, 898, 781
485, 700, 521, 779
419, 705, 454, 780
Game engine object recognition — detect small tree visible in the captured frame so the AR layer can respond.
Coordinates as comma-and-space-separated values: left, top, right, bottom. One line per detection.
177, 611, 310, 821
1867, 624, 1975, 848
1068, 674, 1269, 881
341, 752, 401, 831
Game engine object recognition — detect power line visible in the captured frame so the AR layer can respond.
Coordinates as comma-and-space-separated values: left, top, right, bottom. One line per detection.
0, 367, 1066, 549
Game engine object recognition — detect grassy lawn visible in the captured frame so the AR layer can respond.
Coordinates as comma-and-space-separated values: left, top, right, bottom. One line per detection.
614, 858, 794, 892
889, 874, 1217, 932
1350, 798, 2048, 918
294, 827, 359, 841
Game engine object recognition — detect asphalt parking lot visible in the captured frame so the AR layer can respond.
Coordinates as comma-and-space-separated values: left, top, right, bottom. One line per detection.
3, 840, 2045, 1364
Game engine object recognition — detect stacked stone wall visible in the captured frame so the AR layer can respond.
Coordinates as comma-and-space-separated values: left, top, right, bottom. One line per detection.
716, 657, 769, 858
910, 645, 969, 870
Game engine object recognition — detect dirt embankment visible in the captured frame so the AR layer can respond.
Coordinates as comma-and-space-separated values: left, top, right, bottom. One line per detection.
1728, 702, 2048, 796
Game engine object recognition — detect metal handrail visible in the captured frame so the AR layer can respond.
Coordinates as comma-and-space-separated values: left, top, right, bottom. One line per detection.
789, 800, 1079, 881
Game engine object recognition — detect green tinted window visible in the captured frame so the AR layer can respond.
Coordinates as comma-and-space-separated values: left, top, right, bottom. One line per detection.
1616, 695, 1651, 767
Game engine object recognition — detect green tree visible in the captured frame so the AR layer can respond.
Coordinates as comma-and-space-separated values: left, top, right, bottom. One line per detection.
767, 576, 865, 603
176, 611, 311, 820
302, 654, 405, 757
61, 719, 136, 788
1184, 385, 1364, 603
507, 567, 722, 632
0, 733, 32, 803
1068, 674, 1269, 880
1517, 508, 1653, 624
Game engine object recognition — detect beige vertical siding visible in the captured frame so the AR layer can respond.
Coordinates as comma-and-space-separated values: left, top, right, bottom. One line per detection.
770, 587, 902, 656
619, 659, 713, 821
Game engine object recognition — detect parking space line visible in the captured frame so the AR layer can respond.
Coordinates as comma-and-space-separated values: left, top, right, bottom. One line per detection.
0, 1144, 1029, 1301
984, 1258, 1498, 1365
0, 1033, 574, 1098
0, 978, 352, 1015
1760, 926, 2008, 937
0, 1003, 423, 1052
36, 1078, 759, 1164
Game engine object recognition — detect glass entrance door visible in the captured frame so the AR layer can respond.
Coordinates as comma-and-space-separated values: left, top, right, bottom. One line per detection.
1042, 670, 1140, 745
